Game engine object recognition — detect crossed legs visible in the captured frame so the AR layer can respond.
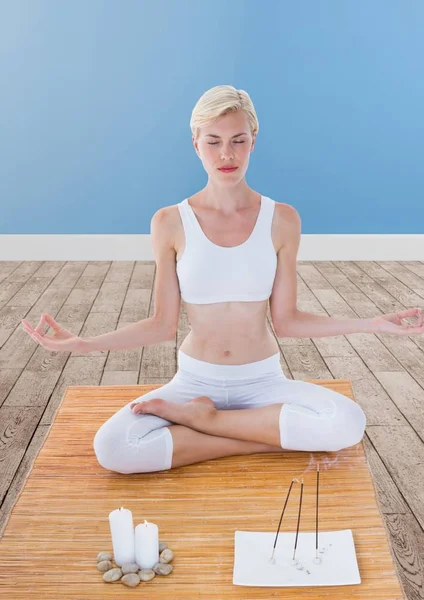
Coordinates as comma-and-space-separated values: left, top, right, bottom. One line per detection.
168, 422, 284, 469
94, 378, 366, 474
131, 389, 366, 457
94, 395, 285, 475
131, 396, 283, 447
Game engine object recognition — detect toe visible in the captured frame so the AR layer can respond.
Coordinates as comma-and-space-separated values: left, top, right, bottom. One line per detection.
135, 398, 166, 415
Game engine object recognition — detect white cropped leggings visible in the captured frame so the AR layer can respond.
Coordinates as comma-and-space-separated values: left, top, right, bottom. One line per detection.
93, 350, 366, 474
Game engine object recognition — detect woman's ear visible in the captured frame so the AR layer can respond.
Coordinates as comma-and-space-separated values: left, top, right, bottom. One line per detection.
192, 136, 200, 157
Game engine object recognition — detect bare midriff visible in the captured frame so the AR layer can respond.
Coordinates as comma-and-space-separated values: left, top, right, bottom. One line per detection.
172, 191, 283, 366
179, 299, 280, 365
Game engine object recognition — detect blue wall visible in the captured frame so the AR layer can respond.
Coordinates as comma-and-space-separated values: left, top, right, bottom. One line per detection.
1, 0, 423, 234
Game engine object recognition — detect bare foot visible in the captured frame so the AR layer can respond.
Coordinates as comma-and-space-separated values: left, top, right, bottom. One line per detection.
130, 396, 217, 429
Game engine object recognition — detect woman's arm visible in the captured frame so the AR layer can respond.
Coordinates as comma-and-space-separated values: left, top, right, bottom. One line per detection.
269, 206, 423, 339
279, 311, 373, 338
82, 317, 174, 352
279, 307, 424, 338
270, 205, 375, 338
23, 207, 181, 354
83, 207, 182, 352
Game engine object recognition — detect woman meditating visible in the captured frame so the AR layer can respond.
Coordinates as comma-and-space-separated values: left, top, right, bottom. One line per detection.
22, 85, 424, 474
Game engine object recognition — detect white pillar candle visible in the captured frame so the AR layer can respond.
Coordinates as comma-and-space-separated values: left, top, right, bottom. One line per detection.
108, 507, 136, 566
135, 520, 159, 569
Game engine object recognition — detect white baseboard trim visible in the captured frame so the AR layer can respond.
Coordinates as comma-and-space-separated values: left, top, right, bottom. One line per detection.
0, 234, 423, 261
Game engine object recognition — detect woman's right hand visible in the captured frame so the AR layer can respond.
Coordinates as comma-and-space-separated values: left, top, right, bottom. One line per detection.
21, 314, 85, 352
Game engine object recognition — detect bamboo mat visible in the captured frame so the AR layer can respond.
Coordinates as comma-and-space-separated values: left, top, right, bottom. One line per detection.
0, 381, 404, 599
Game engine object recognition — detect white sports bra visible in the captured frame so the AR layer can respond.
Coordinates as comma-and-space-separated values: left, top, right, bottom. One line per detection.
176, 195, 278, 304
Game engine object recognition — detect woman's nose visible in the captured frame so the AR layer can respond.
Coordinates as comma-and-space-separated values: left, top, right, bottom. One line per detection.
221, 149, 234, 159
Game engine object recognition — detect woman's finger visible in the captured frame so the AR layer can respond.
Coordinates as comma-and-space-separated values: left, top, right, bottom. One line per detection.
398, 308, 418, 317
35, 315, 46, 335
32, 331, 68, 350
22, 319, 38, 335
382, 321, 420, 334
24, 324, 40, 337
399, 324, 424, 334
32, 331, 52, 348
399, 307, 422, 323
408, 325, 424, 334
44, 314, 61, 331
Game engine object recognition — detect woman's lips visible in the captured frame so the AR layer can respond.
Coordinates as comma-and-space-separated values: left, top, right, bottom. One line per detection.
218, 167, 238, 172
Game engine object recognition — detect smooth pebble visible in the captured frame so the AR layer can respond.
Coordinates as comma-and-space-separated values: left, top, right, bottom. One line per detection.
159, 548, 174, 563
153, 562, 173, 575
103, 567, 123, 582
97, 560, 113, 572
121, 573, 140, 587
121, 562, 140, 574
138, 568, 156, 581
97, 551, 113, 562
96, 546, 175, 582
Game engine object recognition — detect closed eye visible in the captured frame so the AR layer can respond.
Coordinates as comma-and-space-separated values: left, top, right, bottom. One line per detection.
207, 141, 245, 145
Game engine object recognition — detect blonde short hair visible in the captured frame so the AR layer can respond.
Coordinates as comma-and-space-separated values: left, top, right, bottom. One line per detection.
190, 85, 259, 141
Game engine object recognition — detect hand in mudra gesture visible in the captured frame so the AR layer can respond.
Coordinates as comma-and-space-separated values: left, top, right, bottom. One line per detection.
21, 314, 83, 352
371, 307, 424, 335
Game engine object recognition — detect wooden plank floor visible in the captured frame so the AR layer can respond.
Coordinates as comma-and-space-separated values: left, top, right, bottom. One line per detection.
1, 260, 423, 599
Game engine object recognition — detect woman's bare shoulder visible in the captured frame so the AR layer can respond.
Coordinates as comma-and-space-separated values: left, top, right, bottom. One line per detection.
151, 204, 184, 250
157, 203, 184, 227
274, 201, 301, 230
274, 199, 300, 218
272, 200, 301, 252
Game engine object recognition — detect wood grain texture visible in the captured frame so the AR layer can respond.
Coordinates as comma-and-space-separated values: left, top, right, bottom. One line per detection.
0, 381, 404, 599
1, 259, 424, 599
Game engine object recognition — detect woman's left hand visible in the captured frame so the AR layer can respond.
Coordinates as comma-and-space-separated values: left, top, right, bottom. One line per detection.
370, 307, 424, 335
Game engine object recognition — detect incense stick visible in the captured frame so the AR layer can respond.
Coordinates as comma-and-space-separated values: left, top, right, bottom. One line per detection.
292, 478, 304, 562
313, 462, 322, 564
269, 463, 321, 567
316, 462, 320, 553
269, 478, 299, 563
